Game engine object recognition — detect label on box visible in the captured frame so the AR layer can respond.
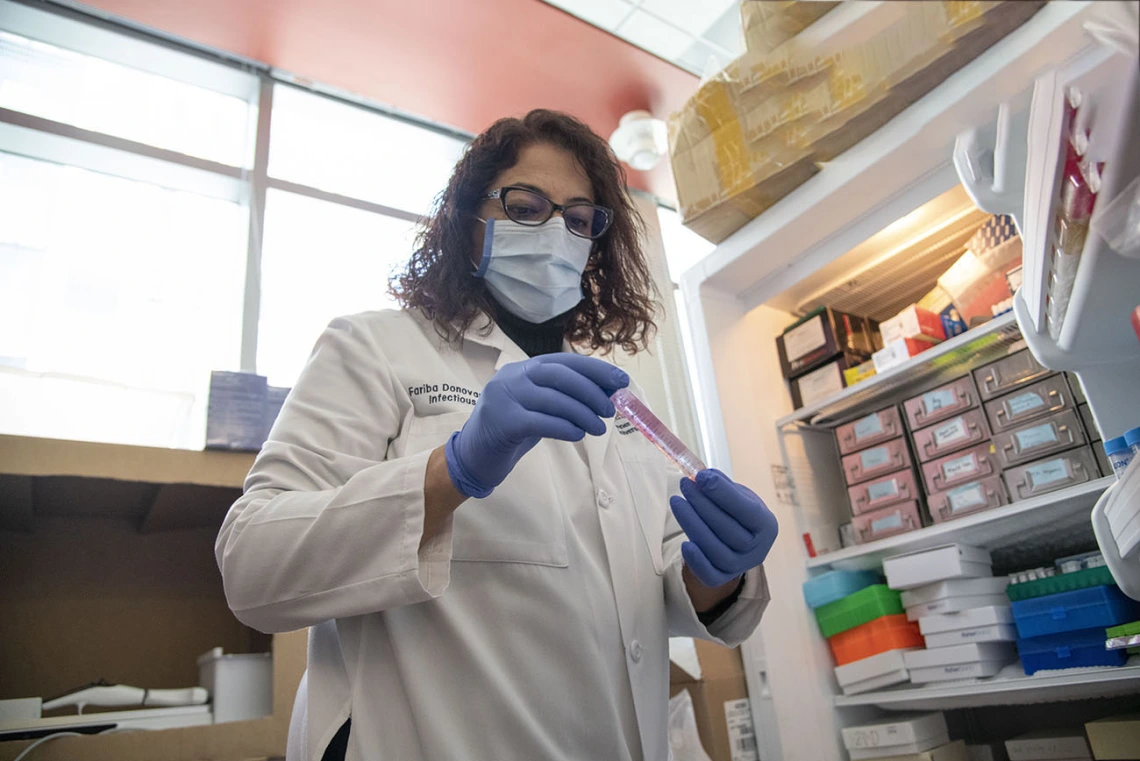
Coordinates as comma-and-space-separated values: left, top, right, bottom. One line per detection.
934, 417, 969, 447
853, 413, 884, 442
1008, 391, 1046, 417
1015, 422, 1058, 451
723, 698, 759, 761
923, 389, 957, 416
1026, 458, 1069, 487
942, 452, 980, 480
867, 478, 900, 502
948, 483, 986, 512
783, 315, 826, 362
861, 446, 891, 472
871, 511, 904, 534
798, 362, 844, 405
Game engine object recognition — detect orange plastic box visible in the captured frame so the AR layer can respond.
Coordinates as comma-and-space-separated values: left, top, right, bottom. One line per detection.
829, 614, 925, 666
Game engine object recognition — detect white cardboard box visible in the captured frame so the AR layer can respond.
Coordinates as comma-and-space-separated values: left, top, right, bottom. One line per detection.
1005, 730, 1091, 760
967, 742, 1010, 761
924, 623, 1018, 649
901, 578, 1011, 608
856, 741, 970, 761
906, 594, 1012, 621
834, 649, 916, 695
905, 642, 1016, 683
884, 544, 993, 590
843, 712, 948, 752
919, 605, 1013, 635
850, 733, 952, 760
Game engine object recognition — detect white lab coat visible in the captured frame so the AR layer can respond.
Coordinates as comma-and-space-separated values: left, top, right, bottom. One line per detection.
216, 309, 769, 761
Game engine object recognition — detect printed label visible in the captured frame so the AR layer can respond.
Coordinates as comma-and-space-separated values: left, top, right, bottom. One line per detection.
866, 478, 900, 502
1015, 422, 1059, 451
1026, 458, 1069, 487
923, 388, 957, 416
870, 511, 904, 534
948, 483, 987, 512
933, 417, 969, 447
798, 362, 844, 405
942, 452, 980, 480
852, 413, 884, 442
1007, 390, 1046, 417
723, 698, 758, 761
860, 446, 892, 472
783, 315, 827, 363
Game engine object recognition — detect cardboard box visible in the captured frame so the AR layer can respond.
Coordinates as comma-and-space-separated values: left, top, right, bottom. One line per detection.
0, 436, 304, 761
883, 544, 993, 590
1005, 730, 1091, 761
1086, 714, 1140, 760
670, 2, 1043, 243
740, 0, 839, 55
873, 337, 938, 373
858, 740, 970, 761
881, 306, 947, 345
842, 711, 948, 753
669, 639, 754, 761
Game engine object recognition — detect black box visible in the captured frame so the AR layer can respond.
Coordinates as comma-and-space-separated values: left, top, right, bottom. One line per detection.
777, 306, 876, 380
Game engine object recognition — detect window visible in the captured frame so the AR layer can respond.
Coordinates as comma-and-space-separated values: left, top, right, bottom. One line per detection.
0, 30, 256, 166
269, 85, 466, 215
257, 189, 420, 386
0, 1, 469, 447
0, 151, 247, 447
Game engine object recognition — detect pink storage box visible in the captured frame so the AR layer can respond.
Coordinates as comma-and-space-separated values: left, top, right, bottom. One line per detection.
847, 468, 921, 515
841, 438, 913, 485
928, 476, 1008, 523
836, 407, 904, 455
921, 442, 999, 494
903, 376, 980, 431
852, 501, 923, 544
911, 409, 991, 463
992, 408, 1087, 468
983, 374, 1074, 434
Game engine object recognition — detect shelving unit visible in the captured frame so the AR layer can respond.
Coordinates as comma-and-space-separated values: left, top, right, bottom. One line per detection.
835, 662, 1140, 711
676, 3, 1133, 759
808, 477, 1112, 572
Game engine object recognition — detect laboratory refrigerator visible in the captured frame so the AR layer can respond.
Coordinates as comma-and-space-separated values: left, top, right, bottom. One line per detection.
677, 3, 1140, 759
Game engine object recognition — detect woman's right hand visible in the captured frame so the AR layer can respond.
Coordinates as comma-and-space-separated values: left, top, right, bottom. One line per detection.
444, 354, 630, 498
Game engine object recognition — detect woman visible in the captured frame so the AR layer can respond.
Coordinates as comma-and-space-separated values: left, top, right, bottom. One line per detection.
216, 109, 778, 761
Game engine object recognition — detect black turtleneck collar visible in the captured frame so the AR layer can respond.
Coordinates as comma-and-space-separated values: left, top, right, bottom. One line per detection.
490, 299, 571, 358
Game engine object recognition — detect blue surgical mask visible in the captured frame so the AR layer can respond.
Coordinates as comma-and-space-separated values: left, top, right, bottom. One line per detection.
473, 216, 592, 323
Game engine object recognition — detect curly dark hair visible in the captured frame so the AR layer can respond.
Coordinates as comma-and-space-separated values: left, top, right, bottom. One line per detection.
389, 109, 658, 354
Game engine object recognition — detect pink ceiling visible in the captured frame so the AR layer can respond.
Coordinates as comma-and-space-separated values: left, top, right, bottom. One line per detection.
77, 0, 697, 199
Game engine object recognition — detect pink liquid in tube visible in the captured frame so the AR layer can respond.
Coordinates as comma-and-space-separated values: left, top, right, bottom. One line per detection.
611, 387, 707, 479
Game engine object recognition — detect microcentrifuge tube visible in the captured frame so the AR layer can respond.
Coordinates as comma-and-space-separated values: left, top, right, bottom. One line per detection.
611, 387, 707, 479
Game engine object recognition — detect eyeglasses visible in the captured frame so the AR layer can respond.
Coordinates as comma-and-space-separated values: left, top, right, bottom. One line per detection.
484, 186, 613, 240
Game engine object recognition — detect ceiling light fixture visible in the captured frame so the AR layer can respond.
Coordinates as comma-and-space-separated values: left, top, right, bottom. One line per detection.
609, 110, 668, 171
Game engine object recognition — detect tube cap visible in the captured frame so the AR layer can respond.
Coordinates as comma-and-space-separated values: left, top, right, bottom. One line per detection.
1105, 437, 1129, 455
1125, 427, 1140, 448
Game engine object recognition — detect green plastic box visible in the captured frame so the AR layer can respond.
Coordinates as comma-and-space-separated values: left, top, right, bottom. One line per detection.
814, 584, 903, 638
1006, 565, 1115, 602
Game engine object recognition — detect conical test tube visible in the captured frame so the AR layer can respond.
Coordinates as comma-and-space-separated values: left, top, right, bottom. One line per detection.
611, 387, 707, 479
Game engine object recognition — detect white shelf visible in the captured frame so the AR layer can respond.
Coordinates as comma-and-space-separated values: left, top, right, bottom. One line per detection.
834, 660, 1140, 710
776, 313, 1021, 429
807, 478, 1113, 571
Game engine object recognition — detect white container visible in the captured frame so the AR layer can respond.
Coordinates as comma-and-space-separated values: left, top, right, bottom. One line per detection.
906, 594, 1012, 621
834, 649, 915, 695
924, 623, 1018, 649
843, 712, 948, 753
901, 577, 1010, 608
1005, 730, 1091, 761
855, 741, 971, 761
967, 742, 1010, 761
918, 605, 1014, 636
904, 642, 1016, 683
196, 647, 273, 724
884, 544, 993, 590
850, 732, 952, 760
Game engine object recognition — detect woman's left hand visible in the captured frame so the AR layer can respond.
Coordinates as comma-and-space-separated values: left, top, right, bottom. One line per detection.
670, 469, 779, 588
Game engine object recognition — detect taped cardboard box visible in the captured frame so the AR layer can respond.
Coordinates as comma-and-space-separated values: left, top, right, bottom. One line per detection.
669, 639, 755, 761
741, 1, 839, 55
669, 1, 1044, 243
